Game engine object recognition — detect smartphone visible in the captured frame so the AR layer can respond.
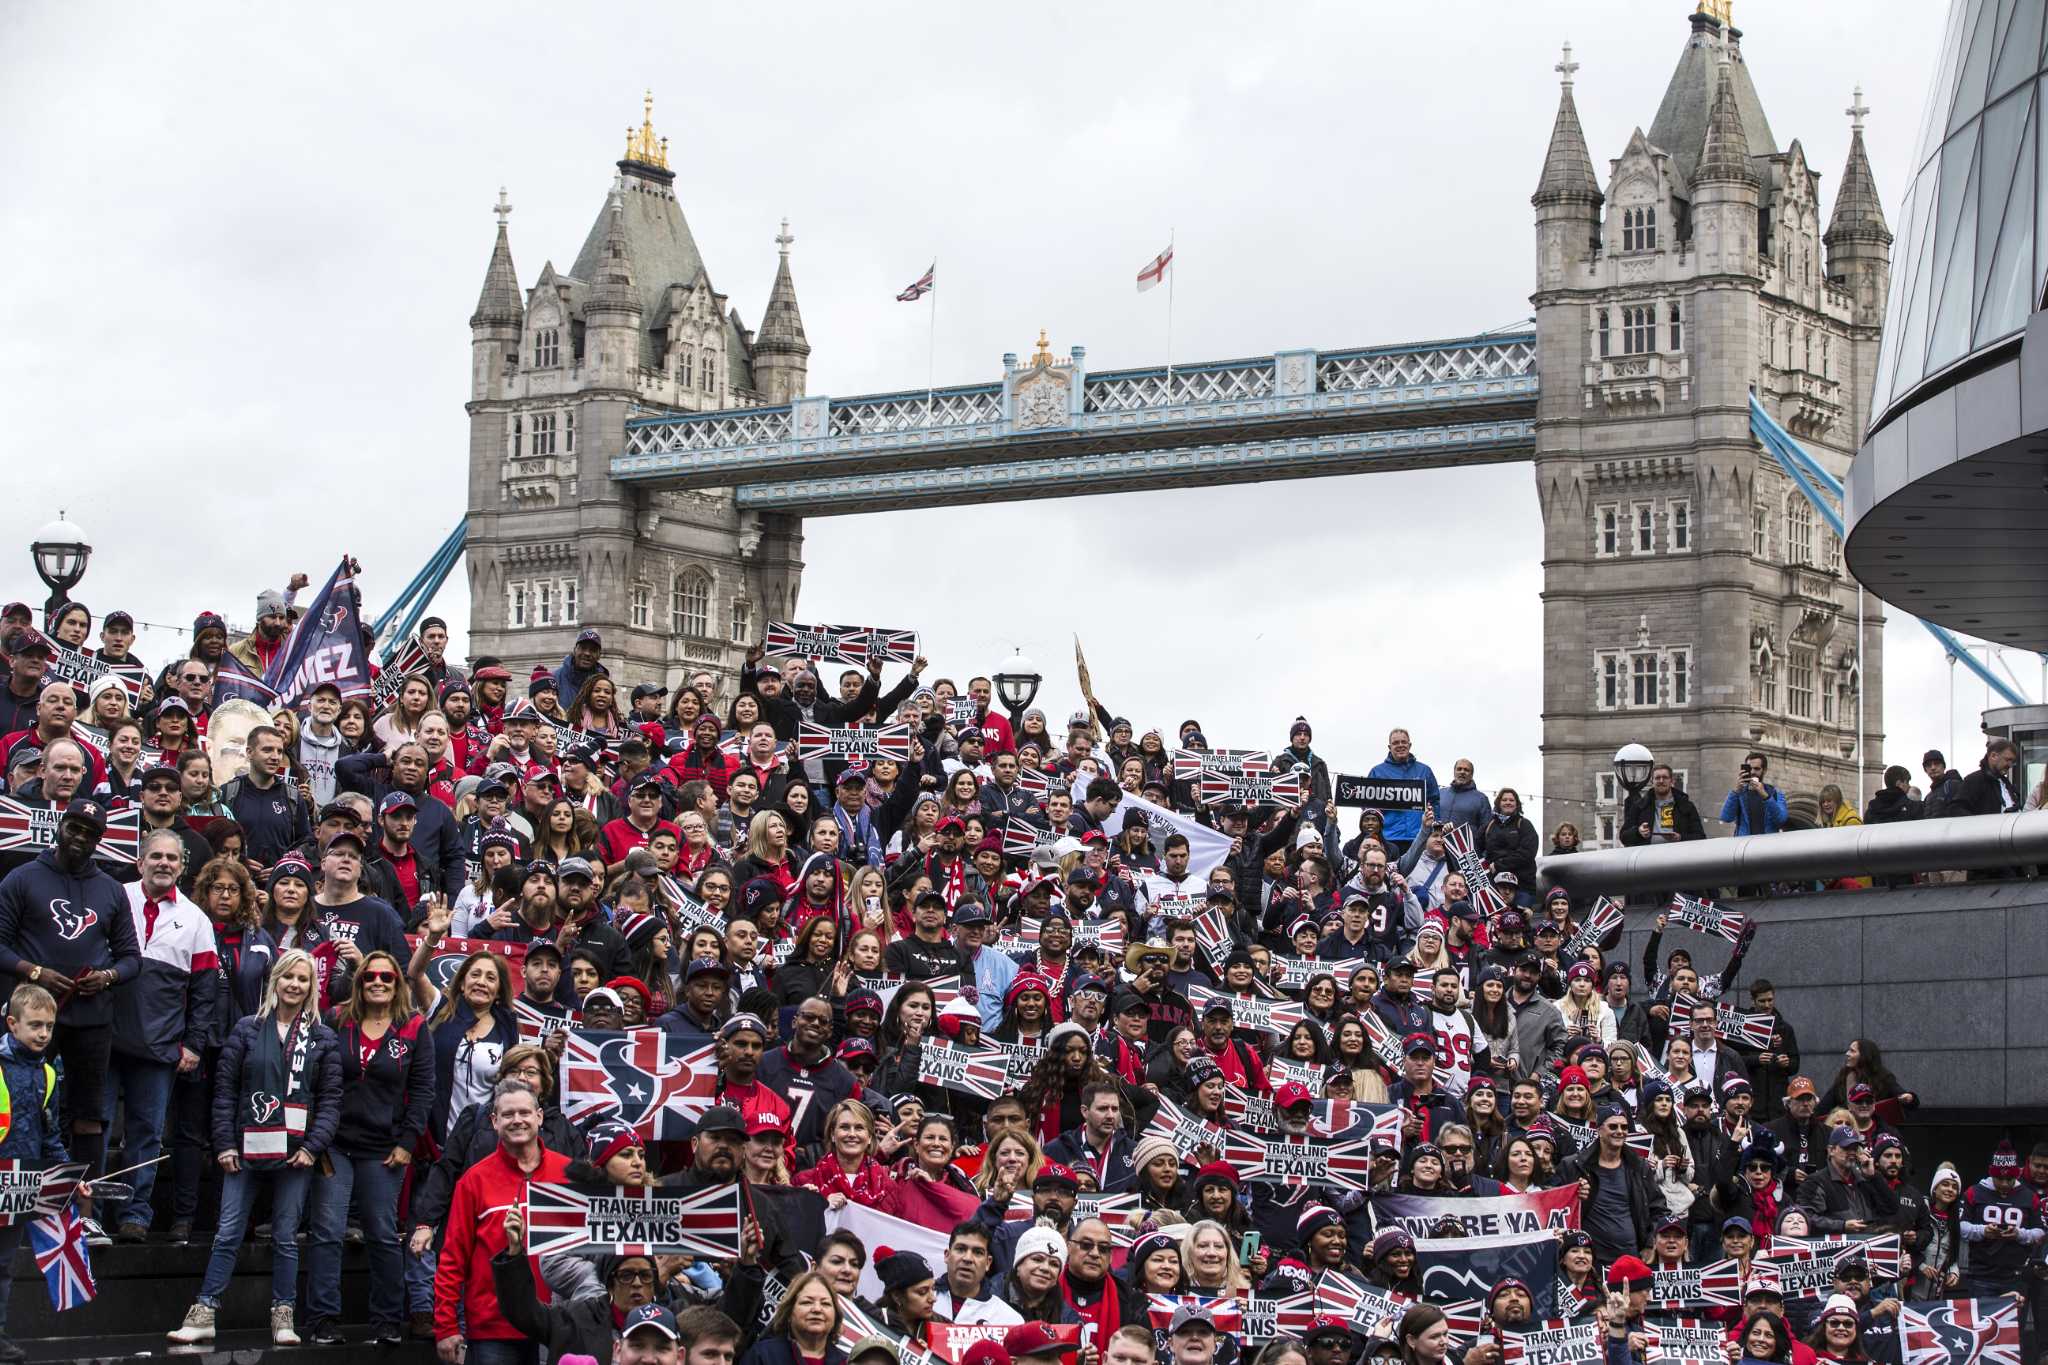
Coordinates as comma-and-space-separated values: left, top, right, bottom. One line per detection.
1238, 1231, 1262, 1267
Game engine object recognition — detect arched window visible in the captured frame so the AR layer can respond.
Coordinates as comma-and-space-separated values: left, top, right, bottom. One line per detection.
672, 571, 710, 637
680, 350, 694, 387
700, 351, 715, 393
533, 329, 560, 367
1785, 494, 1814, 566
1752, 501, 1770, 559
1753, 640, 1778, 711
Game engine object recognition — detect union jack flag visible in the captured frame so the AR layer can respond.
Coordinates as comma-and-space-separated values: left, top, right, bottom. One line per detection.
895, 263, 935, 302
30, 1204, 94, 1310
0, 796, 139, 865
1145, 1094, 1229, 1152
1502, 1320, 1603, 1365
1013, 766, 1053, 799
764, 621, 856, 661
1666, 894, 1749, 944
795, 722, 913, 762
1170, 748, 1270, 782
1196, 767, 1304, 810
915, 1041, 1010, 1100
1776, 1233, 1904, 1280
1186, 984, 1306, 1040
1008, 1191, 1142, 1242
1713, 1004, 1778, 1050
837, 1293, 938, 1365
658, 878, 729, 936
1440, 825, 1506, 915
1640, 1317, 1731, 1365
1149, 1294, 1244, 1334
1900, 1298, 2022, 1365
524, 1180, 743, 1260
513, 996, 570, 1046
403, 935, 527, 996
1002, 819, 1050, 859
1562, 897, 1624, 957
841, 627, 919, 665
1189, 899, 1235, 970
373, 634, 430, 706
1437, 1299, 1487, 1345
559, 1028, 720, 1140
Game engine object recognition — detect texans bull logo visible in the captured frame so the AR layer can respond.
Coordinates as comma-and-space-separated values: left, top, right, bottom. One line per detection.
251, 1092, 282, 1125
319, 602, 350, 633
48, 898, 98, 942
592, 1032, 700, 1131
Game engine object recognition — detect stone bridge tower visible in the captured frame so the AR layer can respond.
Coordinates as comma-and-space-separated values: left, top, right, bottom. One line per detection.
462, 95, 808, 697
1532, 7, 1891, 842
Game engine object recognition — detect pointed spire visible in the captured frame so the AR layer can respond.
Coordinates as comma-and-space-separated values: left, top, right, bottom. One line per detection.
1533, 42, 1604, 204
757, 218, 809, 354
1694, 39, 1759, 186
588, 176, 639, 314
470, 186, 522, 328
1828, 87, 1892, 246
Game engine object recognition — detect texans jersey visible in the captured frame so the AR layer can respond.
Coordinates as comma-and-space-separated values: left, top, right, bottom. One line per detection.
1960, 1179, 2044, 1279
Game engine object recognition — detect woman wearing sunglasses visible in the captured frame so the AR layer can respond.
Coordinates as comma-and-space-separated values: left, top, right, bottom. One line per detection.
303, 951, 433, 1346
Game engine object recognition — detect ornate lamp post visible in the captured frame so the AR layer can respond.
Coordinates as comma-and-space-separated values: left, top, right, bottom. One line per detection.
30, 515, 91, 619
1613, 741, 1655, 800
992, 649, 1042, 729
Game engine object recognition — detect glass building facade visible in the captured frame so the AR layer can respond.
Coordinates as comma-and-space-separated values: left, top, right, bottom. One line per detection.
1871, 0, 2048, 429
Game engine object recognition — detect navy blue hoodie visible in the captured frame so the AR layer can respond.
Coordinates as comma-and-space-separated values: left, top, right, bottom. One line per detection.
0, 848, 141, 1024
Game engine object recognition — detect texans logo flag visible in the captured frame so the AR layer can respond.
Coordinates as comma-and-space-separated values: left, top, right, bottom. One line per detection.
560, 1028, 721, 1140
1561, 897, 1625, 957
1501, 1319, 1602, 1365
1900, 1298, 2022, 1365
373, 634, 430, 707
1775, 1233, 1904, 1281
1170, 748, 1271, 782
265, 558, 374, 709
795, 722, 913, 762
915, 1042, 1010, 1101
841, 627, 920, 665
1196, 766, 1304, 810
1665, 894, 1750, 944
29, 1203, 94, 1311
1416, 1230, 1560, 1317
1440, 824, 1507, 915
404, 935, 527, 996
764, 622, 858, 662
211, 650, 279, 706
0, 796, 140, 866
524, 1181, 744, 1259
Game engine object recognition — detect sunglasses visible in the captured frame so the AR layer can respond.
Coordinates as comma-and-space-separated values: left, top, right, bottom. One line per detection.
1071, 1238, 1112, 1253
360, 970, 398, 984
142, 781, 180, 793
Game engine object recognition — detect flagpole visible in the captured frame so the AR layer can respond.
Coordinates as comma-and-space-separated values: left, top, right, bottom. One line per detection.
926, 258, 938, 430
1165, 227, 1176, 398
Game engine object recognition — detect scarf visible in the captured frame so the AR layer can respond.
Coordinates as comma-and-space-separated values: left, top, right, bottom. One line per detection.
243, 1010, 315, 1165
800, 1154, 895, 1207
1061, 1269, 1121, 1349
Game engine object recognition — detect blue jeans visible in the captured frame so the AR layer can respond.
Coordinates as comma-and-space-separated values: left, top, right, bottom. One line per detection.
102, 1053, 175, 1229
198, 1165, 312, 1306
307, 1150, 403, 1328
405, 1243, 434, 1313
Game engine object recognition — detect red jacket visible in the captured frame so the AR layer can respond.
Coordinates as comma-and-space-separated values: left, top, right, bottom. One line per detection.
435, 1141, 572, 1342
665, 748, 737, 798
599, 816, 678, 867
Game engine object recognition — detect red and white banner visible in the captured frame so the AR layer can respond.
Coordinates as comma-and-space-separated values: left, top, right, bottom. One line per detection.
0, 796, 139, 865
559, 1028, 720, 1140
525, 1181, 743, 1259
795, 722, 913, 762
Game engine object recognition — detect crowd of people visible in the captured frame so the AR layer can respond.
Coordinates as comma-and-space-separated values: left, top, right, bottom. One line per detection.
0, 587, 2038, 1365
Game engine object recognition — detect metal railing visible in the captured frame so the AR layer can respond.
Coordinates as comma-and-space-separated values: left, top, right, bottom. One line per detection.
1539, 811, 2048, 895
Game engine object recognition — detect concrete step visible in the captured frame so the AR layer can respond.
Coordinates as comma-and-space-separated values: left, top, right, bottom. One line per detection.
6, 1329, 436, 1362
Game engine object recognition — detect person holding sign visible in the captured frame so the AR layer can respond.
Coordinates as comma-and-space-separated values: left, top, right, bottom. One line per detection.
493, 1182, 693, 1364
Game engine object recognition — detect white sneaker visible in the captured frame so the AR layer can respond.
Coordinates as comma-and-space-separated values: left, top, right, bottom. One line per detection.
167, 1302, 216, 1344
271, 1303, 301, 1346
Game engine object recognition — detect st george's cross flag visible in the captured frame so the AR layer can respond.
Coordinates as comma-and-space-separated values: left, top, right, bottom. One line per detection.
1136, 244, 1174, 292
1899, 1299, 2022, 1365
897, 264, 935, 302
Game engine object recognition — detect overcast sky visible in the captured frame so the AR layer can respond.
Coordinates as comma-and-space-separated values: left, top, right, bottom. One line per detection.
5, 0, 2014, 815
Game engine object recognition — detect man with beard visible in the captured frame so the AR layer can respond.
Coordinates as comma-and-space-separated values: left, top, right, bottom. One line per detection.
1557, 1105, 1658, 1266
488, 860, 562, 947
1121, 941, 1190, 1046
123, 762, 213, 894
1198, 997, 1267, 1093
979, 1162, 1080, 1278
0, 796, 140, 1236
712, 1014, 793, 1168
758, 996, 857, 1158
1426, 965, 1488, 1093
1437, 1124, 1504, 1196
1463, 1279, 1538, 1365
1506, 956, 1565, 1082
1679, 1089, 1740, 1259
885, 891, 974, 982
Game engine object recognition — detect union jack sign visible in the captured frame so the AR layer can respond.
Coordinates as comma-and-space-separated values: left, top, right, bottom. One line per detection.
1006, 1190, 1141, 1243
525, 1181, 743, 1259
559, 1028, 720, 1140
1441, 824, 1506, 915
0, 1161, 88, 1228
372, 635, 430, 707
1561, 897, 1624, 957
795, 722, 913, 762
914, 1041, 1010, 1100
1196, 767, 1305, 810
0, 796, 139, 865
1170, 748, 1270, 781
764, 622, 919, 667
1186, 983, 1306, 1039
1666, 894, 1749, 944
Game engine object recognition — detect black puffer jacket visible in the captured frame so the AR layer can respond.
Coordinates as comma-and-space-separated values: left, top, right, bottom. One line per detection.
1480, 812, 1540, 885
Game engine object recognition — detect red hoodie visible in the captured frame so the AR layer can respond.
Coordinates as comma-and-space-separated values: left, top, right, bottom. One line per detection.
434, 1141, 572, 1342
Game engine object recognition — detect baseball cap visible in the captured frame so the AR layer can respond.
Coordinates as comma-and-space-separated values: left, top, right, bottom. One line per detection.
557, 856, 596, 882
622, 1302, 679, 1340
685, 957, 733, 983
1032, 1162, 1079, 1191
1007, 1323, 1082, 1359
694, 1105, 746, 1136
1274, 1082, 1315, 1110
1402, 1032, 1437, 1057
59, 796, 108, 832
1168, 1304, 1216, 1336
1847, 1082, 1875, 1103
631, 682, 668, 702
1786, 1075, 1817, 1099
1828, 1124, 1864, 1149
377, 790, 418, 818
574, 628, 602, 647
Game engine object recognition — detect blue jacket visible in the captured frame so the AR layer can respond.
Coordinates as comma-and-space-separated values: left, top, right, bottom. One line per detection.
1718, 783, 1789, 836
1434, 780, 1492, 838
552, 652, 608, 707
0, 849, 141, 1026
0, 1034, 67, 1165
335, 753, 467, 893
219, 772, 311, 867
969, 943, 1019, 1032
211, 1011, 343, 1161
830, 801, 882, 867
1365, 754, 1440, 844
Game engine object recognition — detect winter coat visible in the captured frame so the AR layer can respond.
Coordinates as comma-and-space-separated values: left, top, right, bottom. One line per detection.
1620, 790, 1707, 845
1718, 783, 1788, 836
210, 1011, 343, 1161
1481, 813, 1541, 885
1555, 1145, 1661, 1254
192, 923, 275, 1049
1863, 788, 1923, 825
412, 1097, 585, 1232
0, 1034, 66, 1165
1434, 780, 1492, 839
1795, 1165, 1900, 1233
335, 752, 467, 890
1364, 753, 1440, 846
436, 1140, 574, 1342
332, 1014, 435, 1157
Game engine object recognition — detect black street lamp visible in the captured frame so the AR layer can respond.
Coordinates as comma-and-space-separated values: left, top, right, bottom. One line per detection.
992, 648, 1041, 729
30, 515, 91, 619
